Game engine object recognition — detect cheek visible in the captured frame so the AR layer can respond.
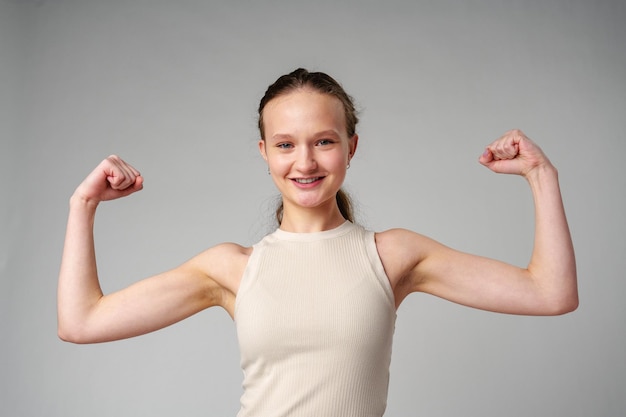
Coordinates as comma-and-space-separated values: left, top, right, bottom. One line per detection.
266, 154, 289, 173
328, 151, 350, 168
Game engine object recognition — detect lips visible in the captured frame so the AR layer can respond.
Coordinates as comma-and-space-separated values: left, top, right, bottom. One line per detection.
293, 177, 323, 184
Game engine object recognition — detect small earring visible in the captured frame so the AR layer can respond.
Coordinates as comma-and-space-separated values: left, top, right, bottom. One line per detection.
267, 167, 271, 175
347, 161, 351, 169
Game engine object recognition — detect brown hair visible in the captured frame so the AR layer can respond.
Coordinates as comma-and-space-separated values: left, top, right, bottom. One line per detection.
258, 68, 358, 225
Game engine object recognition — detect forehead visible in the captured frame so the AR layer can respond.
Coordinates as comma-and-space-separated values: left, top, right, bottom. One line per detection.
262, 89, 346, 136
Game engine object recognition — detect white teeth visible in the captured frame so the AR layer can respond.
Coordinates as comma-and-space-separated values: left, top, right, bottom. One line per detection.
294, 177, 320, 184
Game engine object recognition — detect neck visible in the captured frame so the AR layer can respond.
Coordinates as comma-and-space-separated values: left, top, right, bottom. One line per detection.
279, 202, 347, 233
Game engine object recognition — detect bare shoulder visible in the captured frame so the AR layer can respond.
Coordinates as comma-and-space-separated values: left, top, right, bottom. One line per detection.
373, 229, 415, 282
182, 242, 251, 318
207, 242, 253, 258
375, 228, 426, 249
374, 228, 439, 302
190, 242, 251, 291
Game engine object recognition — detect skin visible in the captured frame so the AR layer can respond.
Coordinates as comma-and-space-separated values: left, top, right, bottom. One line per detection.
57, 88, 578, 344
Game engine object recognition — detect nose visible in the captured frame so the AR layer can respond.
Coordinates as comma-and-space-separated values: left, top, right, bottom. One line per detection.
294, 146, 317, 172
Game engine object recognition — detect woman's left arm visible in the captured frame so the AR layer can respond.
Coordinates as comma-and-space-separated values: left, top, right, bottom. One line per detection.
381, 129, 578, 315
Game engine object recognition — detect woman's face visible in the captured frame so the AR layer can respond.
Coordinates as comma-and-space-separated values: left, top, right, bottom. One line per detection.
259, 89, 358, 215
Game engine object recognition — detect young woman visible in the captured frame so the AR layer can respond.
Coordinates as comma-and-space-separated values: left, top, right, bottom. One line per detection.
58, 68, 578, 416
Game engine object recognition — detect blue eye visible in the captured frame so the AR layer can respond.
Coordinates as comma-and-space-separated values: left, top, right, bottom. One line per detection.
317, 139, 334, 146
277, 143, 293, 149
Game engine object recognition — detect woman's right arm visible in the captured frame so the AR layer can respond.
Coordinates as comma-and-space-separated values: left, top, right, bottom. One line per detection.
57, 156, 238, 344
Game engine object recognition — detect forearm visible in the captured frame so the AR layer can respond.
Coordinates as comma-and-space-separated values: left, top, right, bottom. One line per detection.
526, 164, 578, 313
57, 196, 104, 341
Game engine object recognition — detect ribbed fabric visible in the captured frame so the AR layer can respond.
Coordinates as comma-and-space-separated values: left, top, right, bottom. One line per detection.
235, 221, 397, 417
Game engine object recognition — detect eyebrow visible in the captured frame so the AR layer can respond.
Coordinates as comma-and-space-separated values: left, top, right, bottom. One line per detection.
270, 133, 293, 142
270, 130, 341, 141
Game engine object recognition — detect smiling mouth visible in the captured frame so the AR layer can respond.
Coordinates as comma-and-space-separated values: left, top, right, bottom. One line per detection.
293, 177, 323, 184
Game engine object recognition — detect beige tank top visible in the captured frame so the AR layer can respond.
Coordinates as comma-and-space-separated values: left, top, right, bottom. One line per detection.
234, 221, 396, 417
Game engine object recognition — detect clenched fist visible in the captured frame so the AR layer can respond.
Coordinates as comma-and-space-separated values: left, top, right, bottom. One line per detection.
479, 129, 553, 177
72, 155, 143, 205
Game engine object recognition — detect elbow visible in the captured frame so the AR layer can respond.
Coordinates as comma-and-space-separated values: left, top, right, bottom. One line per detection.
57, 330, 75, 343
553, 279, 580, 315
57, 313, 77, 343
58, 330, 93, 345
532, 270, 579, 315
548, 300, 578, 316
57, 325, 80, 344
559, 295, 579, 315
543, 293, 579, 316
57, 320, 92, 344
57, 304, 102, 344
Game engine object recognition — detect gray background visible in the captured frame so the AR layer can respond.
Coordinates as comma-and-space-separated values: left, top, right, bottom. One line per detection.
1, 0, 625, 416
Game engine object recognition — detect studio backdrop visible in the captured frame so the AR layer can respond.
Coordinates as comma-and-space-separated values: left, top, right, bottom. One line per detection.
1, 1, 625, 416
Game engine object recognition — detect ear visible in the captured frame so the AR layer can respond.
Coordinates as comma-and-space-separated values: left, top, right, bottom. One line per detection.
348, 134, 359, 160
258, 139, 268, 162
